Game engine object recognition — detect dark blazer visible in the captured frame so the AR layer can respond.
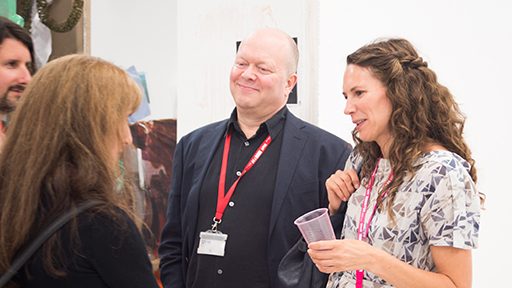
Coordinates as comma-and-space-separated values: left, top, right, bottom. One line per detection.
158, 111, 352, 288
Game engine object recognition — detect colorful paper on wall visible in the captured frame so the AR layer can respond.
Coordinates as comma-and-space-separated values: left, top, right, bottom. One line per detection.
126, 65, 151, 123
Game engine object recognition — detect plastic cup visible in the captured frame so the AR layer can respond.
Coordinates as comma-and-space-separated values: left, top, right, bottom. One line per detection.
294, 208, 335, 244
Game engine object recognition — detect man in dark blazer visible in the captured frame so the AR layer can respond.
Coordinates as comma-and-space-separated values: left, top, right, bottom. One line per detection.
158, 28, 352, 288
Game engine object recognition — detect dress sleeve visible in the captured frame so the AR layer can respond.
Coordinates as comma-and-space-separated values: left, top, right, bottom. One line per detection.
79, 209, 160, 288
419, 159, 480, 249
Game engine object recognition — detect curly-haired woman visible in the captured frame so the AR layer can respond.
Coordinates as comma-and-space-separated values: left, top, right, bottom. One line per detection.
308, 39, 483, 288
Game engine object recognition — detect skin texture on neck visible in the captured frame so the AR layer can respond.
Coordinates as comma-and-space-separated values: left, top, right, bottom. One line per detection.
379, 136, 393, 159
236, 103, 285, 138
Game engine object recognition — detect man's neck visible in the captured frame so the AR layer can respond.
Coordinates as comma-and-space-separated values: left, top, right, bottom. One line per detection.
236, 105, 286, 139
236, 111, 272, 139
237, 115, 263, 139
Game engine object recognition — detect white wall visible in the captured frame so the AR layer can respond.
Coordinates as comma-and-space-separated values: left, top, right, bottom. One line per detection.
176, 0, 321, 139
90, 0, 178, 120
90, 0, 510, 286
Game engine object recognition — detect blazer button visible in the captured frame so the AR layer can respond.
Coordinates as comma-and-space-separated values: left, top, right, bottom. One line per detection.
217, 269, 223, 275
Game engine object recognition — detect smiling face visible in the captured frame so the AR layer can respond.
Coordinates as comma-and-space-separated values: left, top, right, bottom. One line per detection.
0, 38, 32, 113
229, 29, 297, 120
343, 64, 394, 155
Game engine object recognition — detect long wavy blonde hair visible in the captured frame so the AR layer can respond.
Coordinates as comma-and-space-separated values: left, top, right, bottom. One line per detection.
346, 38, 483, 219
0, 54, 142, 280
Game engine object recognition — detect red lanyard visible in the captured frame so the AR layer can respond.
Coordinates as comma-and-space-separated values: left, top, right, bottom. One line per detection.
213, 127, 272, 227
356, 157, 394, 288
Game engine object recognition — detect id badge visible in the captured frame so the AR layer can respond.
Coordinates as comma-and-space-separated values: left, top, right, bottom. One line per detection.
197, 230, 228, 257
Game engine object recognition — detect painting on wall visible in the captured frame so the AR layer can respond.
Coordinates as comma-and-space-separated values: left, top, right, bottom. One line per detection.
128, 118, 177, 285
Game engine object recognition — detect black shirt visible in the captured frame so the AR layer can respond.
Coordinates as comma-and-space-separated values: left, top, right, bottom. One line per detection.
18, 208, 159, 288
186, 107, 287, 288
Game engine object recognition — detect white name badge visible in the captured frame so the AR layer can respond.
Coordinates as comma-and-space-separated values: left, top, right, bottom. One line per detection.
197, 230, 228, 257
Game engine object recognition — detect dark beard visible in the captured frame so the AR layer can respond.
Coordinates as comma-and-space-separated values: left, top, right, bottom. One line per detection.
0, 85, 23, 113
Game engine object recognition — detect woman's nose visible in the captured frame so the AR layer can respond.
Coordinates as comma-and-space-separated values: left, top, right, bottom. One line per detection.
344, 98, 356, 115
122, 124, 133, 147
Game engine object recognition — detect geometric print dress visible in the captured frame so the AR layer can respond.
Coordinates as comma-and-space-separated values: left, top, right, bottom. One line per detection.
327, 150, 481, 288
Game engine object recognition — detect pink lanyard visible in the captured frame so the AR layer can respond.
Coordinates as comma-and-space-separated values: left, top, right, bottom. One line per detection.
213, 127, 272, 229
356, 157, 394, 288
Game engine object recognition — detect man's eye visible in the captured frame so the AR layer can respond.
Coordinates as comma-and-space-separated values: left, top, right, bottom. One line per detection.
355, 91, 364, 96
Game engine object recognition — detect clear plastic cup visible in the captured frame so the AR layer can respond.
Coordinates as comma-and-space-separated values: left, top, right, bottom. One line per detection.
294, 208, 335, 244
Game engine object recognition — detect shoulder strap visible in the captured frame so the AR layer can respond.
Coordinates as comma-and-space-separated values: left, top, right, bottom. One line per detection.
0, 199, 106, 287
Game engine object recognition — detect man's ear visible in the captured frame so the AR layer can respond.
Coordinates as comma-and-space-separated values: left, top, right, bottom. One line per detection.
284, 73, 298, 96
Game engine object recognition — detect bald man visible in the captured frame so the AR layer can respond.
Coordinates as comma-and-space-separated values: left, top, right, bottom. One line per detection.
158, 28, 352, 288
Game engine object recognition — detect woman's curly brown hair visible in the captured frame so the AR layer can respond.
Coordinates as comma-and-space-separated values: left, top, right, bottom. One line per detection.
346, 38, 483, 220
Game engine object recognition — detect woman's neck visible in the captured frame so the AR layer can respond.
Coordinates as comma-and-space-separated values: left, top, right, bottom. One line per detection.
378, 138, 393, 159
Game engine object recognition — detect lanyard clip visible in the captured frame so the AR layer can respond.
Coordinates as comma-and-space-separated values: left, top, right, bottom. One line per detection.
211, 217, 222, 232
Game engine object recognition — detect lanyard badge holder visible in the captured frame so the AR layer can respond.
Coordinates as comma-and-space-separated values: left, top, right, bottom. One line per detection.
197, 127, 272, 257
197, 218, 228, 257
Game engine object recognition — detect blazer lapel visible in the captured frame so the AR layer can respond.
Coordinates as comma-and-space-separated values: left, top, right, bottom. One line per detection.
268, 113, 308, 234
194, 124, 226, 180
185, 121, 228, 245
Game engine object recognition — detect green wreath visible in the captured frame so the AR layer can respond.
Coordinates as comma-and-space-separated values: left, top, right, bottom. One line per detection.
20, 0, 84, 33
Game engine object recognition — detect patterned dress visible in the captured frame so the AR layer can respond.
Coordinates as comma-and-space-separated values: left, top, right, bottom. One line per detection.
327, 150, 480, 288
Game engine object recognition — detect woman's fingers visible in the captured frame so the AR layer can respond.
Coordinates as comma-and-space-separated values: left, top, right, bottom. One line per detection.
326, 169, 361, 214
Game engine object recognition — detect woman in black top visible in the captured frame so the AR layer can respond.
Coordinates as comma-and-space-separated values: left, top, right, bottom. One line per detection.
0, 54, 159, 288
